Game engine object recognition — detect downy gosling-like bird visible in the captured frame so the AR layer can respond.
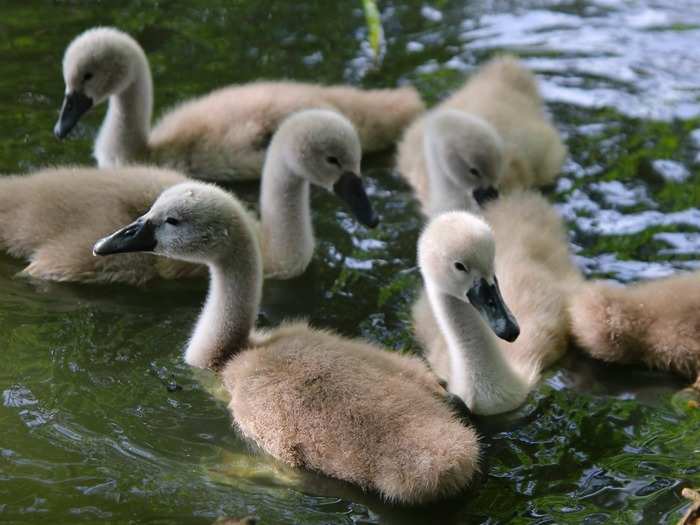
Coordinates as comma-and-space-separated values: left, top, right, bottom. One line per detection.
54, 27, 424, 181
570, 271, 700, 391
0, 109, 377, 284
93, 181, 480, 504
414, 193, 583, 415
397, 55, 566, 216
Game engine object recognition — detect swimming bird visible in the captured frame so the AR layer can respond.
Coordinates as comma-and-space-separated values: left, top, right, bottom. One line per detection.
93, 181, 480, 504
414, 192, 582, 415
397, 56, 566, 216
0, 109, 377, 284
569, 271, 700, 391
0, 166, 194, 284
54, 27, 425, 181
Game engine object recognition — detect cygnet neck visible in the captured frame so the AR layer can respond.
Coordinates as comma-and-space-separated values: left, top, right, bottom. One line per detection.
424, 136, 476, 217
95, 45, 153, 166
259, 141, 315, 279
184, 229, 263, 370
424, 282, 529, 415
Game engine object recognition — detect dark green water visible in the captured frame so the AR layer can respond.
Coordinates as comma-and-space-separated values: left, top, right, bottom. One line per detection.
1, 1, 699, 523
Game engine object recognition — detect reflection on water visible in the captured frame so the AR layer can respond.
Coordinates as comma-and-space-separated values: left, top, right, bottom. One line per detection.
0, 0, 699, 523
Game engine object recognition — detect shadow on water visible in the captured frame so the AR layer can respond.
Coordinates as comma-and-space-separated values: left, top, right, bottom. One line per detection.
0, 0, 699, 523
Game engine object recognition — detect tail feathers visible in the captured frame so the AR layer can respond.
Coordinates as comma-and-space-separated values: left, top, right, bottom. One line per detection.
569, 282, 635, 363
374, 414, 479, 504
569, 279, 700, 381
326, 86, 426, 152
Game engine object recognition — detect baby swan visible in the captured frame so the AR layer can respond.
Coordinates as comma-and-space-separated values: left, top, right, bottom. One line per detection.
0, 110, 376, 284
259, 109, 378, 279
415, 193, 582, 415
0, 166, 196, 284
94, 182, 480, 503
417, 211, 525, 415
55, 27, 424, 180
397, 55, 566, 215
570, 271, 700, 390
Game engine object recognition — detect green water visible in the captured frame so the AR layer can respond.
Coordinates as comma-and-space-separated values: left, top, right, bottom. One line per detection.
1, 1, 699, 523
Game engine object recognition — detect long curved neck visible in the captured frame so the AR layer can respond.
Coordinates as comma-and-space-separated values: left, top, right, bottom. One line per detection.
259, 145, 315, 279
425, 282, 529, 415
184, 233, 263, 370
424, 136, 474, 217
95, 46, 153, 166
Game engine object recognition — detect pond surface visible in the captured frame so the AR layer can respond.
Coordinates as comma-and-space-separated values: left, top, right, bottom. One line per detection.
1, 0, 699, 523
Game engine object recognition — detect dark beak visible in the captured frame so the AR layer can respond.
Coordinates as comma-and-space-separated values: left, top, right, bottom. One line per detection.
472, 186, 499, 207
467, 276, 520, 342
54, 91, 93, 139
332, 171, 379, 228
93, 218, 157, 256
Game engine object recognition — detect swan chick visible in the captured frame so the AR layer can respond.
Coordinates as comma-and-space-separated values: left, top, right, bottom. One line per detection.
422, 109, 505, 216
397, 55, 566, 216
55, 26, 152, 165
415, 193, 583, 415
0, 166, 200, 285
56, 27, 425, 180
93, 182, 480, 503
570, 272, 700, 389
260, 109, 378, 279
417, 211, 530, 415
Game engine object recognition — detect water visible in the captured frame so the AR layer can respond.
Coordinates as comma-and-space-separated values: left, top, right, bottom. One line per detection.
1, 0, 699, 523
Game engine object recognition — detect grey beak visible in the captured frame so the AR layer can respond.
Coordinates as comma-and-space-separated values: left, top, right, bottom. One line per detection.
466, 276, 520, 342
472, 186, 499, 207
93, 218, 157, 256
332, 171, 379, 228
54, 91, 93, 139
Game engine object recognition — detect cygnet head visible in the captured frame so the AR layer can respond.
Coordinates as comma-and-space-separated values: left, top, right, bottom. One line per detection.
93, 182, 258, 266
418, 211, 520, 342
272, 109, 379, 228
55, 27, 143, 138
425, 109, 504, 207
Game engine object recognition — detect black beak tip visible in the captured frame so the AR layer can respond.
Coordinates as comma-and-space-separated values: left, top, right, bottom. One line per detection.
54, 91, 93, 140
501, 322, 520, 343
332, 171, 380, 229
92, 239, 109, 256
473, 186, 500, 207
91, 218, 157, 256
364, 213, 380, 229
54, 122, 67, 139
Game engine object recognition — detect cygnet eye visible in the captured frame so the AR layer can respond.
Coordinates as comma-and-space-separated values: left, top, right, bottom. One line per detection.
454, 262, 469, 272
165, 217, 180, 226
83, 72, 94, 82
469, 167, 481, 178
326, 156, 341, 167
